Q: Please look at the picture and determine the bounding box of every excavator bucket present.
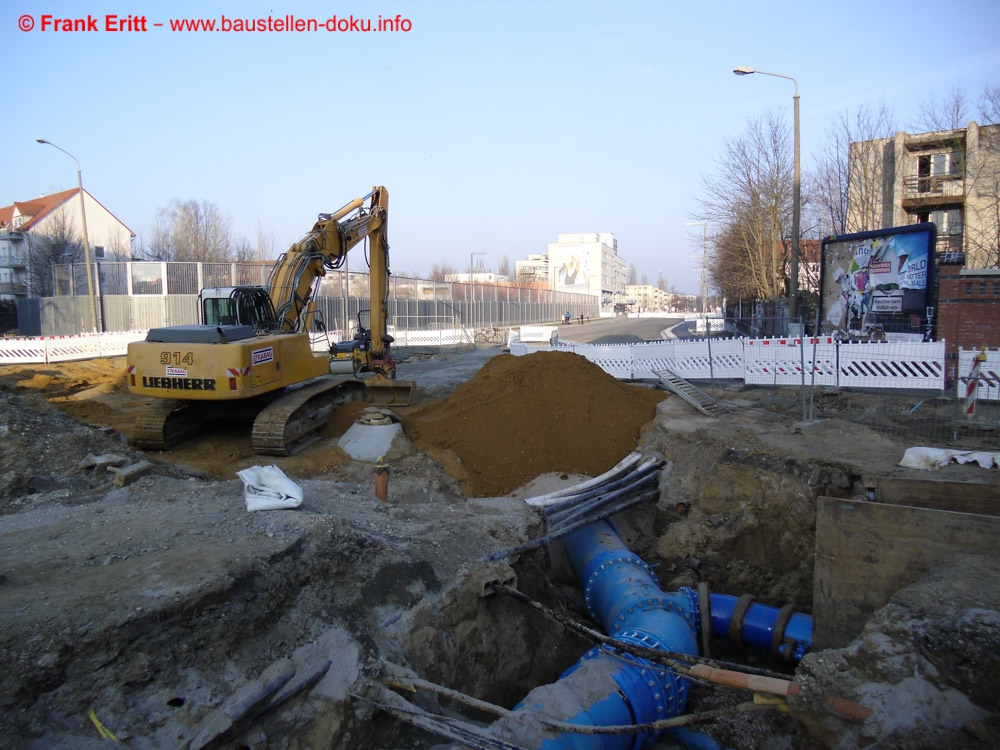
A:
[364,376,417,406]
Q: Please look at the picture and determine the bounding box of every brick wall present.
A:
[935,262,1000,381]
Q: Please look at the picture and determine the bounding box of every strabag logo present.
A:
[252,347,274,365]
[166,366,188,377]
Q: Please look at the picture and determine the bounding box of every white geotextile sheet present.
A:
[898,447,1000,471]
[237,465,304,511]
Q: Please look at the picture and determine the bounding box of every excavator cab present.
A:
[200,286,278,331]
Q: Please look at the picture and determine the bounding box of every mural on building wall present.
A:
[820,223,936,341]
[553,247,592,293]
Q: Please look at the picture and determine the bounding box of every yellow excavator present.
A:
[125,186,414,455]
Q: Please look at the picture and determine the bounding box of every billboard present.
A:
[819,223,936,341]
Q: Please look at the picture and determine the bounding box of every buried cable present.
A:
[546,476,661,532]
[546,463,665,528]
[480,489,661,562]
[543,457,664,522]
[524,452,644,509]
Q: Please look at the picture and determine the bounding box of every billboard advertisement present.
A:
[819,223,936,341]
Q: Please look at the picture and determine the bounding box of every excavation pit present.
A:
[1,347,998,748]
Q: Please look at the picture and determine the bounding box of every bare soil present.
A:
[0,345,997,749]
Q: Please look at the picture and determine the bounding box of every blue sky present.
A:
[7,0,1000,293]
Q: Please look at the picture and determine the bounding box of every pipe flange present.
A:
[616,629,690,708]
[582,552,652,621]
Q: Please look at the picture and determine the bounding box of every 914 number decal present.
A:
[160,351,195,365]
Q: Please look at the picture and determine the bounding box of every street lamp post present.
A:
[733,67,800,322]
[36,138,101,332]
[470,251,485,330]
[684,222,708,335]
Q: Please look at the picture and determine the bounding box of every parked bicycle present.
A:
[474,326,507,345]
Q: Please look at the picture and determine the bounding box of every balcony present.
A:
[935,230,964,255]
[904,174,965,196]
[903,175,965,210]
[0,281,27,295]
[0,252,27,268]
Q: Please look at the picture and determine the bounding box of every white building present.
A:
[514,254,549,284]
[625,283,673,312]
[444,272,510,283]
[547,232,626,310]
[0,188,134,298]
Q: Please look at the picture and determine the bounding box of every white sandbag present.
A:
[237,465,304,511]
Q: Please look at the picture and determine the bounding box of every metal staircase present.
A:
[655,370,731,418]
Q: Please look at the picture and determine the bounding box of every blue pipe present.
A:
[707,593,812,661]
[491,520,812,748]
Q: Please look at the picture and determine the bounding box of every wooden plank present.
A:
[867,476,1000,516]
[814,497,1000,649]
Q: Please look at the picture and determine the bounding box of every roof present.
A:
[0,188,135,236]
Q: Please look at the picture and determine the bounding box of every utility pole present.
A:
[36,138,101,332]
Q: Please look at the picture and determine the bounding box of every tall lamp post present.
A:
[684,222,708,335]
[36,138,101,332]
[733,66,800,322]
[470,251,485,330]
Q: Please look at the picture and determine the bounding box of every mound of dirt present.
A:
[402,350,666,497]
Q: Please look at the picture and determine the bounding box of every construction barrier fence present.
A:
[510,334,947,392]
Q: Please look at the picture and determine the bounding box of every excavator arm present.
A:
[265,186,408,399]
[268,186,388,337]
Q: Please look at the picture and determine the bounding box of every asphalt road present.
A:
[551,315,688,344]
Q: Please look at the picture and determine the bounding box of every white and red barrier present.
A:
[0,331,148,365]
[510,336,947,391]
[959,347,999,406]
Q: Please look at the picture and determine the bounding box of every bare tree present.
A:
[144,199,242,262]
[912,86,971,131]
[428,262,457,281]
[697,110,792,301]
[979,85,1000,125]
[813,102,897,234]
[255,221,279,261]
[27,207,80,296]
[496,255,511,279]
[627,263,638,285]
[104,227,132,261]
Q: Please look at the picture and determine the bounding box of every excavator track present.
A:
[131,399,202,451]
[251,376,365,456]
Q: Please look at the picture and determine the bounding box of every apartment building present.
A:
[514,254,549,284]
[0,188,134,299]
[848,122,999,268]
[625,283,672,312]
[547,232,627,310]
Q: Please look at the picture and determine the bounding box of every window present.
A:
[930,208,964,234]
[916,152,963,191]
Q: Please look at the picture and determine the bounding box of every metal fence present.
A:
[29,261,599,337]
